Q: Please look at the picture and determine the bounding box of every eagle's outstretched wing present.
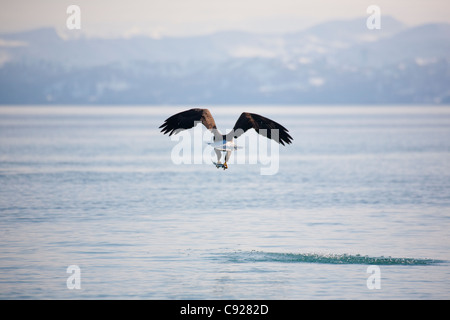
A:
[229,112,293,146]
[159,108,219,136]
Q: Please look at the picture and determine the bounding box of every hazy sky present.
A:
[1,0,449,37]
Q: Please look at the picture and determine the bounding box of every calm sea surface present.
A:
[0,105,449,299]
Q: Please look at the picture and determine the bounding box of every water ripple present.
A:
[216,251,442,265]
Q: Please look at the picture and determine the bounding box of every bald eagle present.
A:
[159,108,293,169]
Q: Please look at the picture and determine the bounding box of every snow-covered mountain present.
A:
[1,16,449,104]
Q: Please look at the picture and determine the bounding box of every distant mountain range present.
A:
[1,16,449,104]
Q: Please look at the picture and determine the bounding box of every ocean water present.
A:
[0,105,449,300]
